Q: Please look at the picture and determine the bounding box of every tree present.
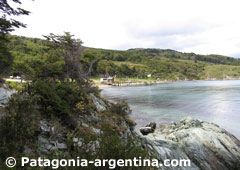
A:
[0,0,30,82]
[44,32,98,86]
[119,64,132,77]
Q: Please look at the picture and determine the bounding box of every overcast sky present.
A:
[12,0,240,57]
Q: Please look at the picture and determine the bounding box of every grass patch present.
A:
[203,64,240,79]
[6,81,24,91]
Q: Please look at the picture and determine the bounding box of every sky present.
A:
[12,0,240,57]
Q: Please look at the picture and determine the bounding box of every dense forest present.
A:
[7,35,240,81]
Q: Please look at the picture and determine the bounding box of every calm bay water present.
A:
[101,80,240,139]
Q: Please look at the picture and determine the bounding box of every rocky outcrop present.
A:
[0,87,15,107]
[35,94,133,155]
[36,120,68,154]
[90,93,107,112]
[141,117,240,170]
[0,86,15,121]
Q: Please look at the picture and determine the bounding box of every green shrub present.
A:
[32,80,93,118]
[0,93,40,164]
[33,80,71,116]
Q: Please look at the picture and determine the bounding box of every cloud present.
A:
[121,20,214,50]
[12,0,240,57]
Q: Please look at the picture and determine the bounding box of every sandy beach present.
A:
[95,80,167,89]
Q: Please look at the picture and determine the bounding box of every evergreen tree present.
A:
[44,32,98,86]
[0,0,30,82]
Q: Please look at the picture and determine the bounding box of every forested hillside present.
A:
[8,35,240,81]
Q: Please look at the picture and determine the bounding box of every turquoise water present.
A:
[101,80,240,139]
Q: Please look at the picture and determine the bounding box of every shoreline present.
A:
[96,78,240,89]
[96,80,165,89]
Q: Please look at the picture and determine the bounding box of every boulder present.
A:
[140,122,157,135]
[140,127,154,135]
[146,122,157,130]
[141,117,240,170]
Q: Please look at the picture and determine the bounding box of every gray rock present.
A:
[38,119,68,154]
[45,144,55,150]
[87,140,100,153]
[140,127,154,135]
[90,93,106,112]
[39,120,51,135]
[38,135,49,144]
[84,112,100,123]
[92,127,101,135]
[77,140,83,147]
[37,135,53,154]
[146,122,157,130]
[82,122,89,128]
[56,142,67,149]
[142,117,240,170]
[140,122,157,135]
[0,87,15,107]
[73,137,79,143]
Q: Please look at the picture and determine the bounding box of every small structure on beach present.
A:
[100,77,114,84]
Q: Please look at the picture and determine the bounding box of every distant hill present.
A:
[7,35,240,80]
[87,47,240,65]
[127,48,240,65]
